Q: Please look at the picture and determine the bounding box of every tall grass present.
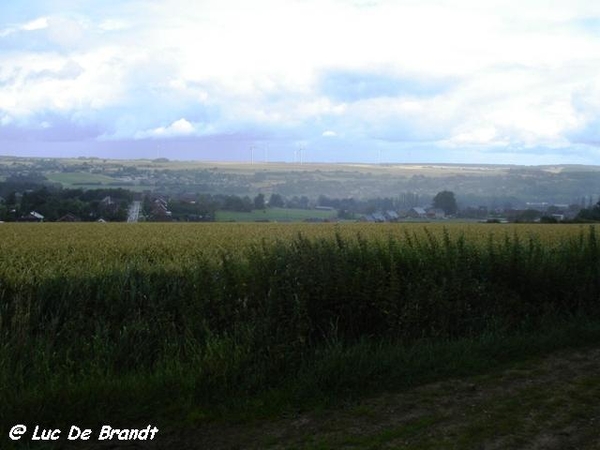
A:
[2,224,600,431]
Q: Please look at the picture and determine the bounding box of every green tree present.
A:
[576,200,600,221]
[253,193,265,210]
[6,191,16,206]
[432,190,458,215]
[515,209,541,222]
[268,193,285,208]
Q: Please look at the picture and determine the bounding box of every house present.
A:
[371,212,386,223]
[427,208,446,219]
[180,193,197,204]
[18,211,44,222]
[29,211,44,221]
[57,213,81,222]
[185,214,205,222]
[407,207,427,219]
[101,196,114,206]
[384,210,399,221]
[151,200,172,221]
[100,196,119,214]
[154,198,168,208]
[153,197,168,209]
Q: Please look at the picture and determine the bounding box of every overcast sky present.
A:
[1,0,600,164]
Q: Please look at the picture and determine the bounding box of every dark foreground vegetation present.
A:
[3,226,600,447]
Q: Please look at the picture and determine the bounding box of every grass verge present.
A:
[3,313,600,450]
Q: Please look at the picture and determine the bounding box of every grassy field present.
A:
[45,171,149,192]
[2,222,600,448]
[45,171,119,185]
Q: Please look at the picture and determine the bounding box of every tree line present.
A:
[4,181,600,223]
[0,184,132,222]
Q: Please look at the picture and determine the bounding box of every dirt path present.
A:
[80,345,600,449]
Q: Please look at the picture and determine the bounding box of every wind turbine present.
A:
[299,145,305,165]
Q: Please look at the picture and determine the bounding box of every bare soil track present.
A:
[78,346,600,449]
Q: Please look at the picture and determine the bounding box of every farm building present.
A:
[360,211,399,223]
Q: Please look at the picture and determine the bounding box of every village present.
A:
[5,188,585,224]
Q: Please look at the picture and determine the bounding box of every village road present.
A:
[127,201,141,222]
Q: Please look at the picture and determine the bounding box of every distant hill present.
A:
[1,156,600,207]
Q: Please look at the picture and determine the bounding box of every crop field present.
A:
[214,207,338,222]
[1,222,591,275]
[2,222,600,445]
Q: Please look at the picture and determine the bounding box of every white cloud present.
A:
[0,47,128,118]
[135,118,195,139]
[2,0,600,162]
[450,126,501,146]
[0,16,47,37]
[98,19,130,32]
[46,16,87,48]
[21,17,49,31]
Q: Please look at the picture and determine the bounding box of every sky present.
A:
[1,0,600,165]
